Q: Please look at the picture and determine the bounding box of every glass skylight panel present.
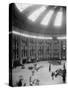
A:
[15,3,33,12]
[41,10,54,26]
[54,11,63,27]
[28,6,47,22]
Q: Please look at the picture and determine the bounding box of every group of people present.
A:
[16,63,40,86]
[29,63,40,86]
[49,63,66,83]
[13,62,66,86]
[17,78,26,86]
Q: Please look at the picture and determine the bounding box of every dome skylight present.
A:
[15,3,64,28]
[41,10,54,26]
[15,3,33,12]
[28,6,47,22]
[54,11,63,27]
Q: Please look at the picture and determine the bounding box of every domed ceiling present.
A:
[10,3,66,36]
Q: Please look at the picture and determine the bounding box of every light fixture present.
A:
[10,31,52,40]
[41,10,54,26]
[28,6,47,22]
[57,36,66,39]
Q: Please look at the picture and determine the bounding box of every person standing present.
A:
[62,63,66,83]
[51,72,54,80]
[49,63,51,72]
[17,78,23,86]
